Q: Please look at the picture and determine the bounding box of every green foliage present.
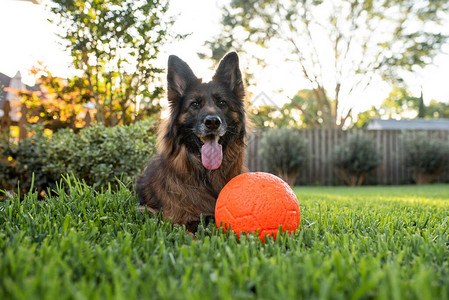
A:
[379,87,449,120]
[380,87,422,119]
[0,119,156,193]
[418,93,425,118]
[258,128,308,185]
[402,132,449,184]
[288,89,326,128]
[354,90,449,129]
[48,0,182,125]
[1,182,449,299]
[353,106,381,129]
[426,100,449,118]
[47,119,157,188]
[249,105,296,129]
[250,90,326,129]
[208,0,449,128]
[25,64,94,131]
[333,134,381,186]
[0,127,53,193]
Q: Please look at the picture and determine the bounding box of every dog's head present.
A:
[165,52,246,170]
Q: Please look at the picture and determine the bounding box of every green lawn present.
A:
[1,181,449,300]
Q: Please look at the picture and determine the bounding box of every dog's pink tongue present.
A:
[201,138,223,170]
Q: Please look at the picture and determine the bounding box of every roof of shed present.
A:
[367,118,449,130]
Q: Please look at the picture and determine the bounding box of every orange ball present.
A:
[215,172,301,242]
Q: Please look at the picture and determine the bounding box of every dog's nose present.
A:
[204,115,222,131]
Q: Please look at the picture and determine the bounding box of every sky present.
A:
[1,0,449,116]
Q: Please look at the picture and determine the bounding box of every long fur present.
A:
[135,52,247,231]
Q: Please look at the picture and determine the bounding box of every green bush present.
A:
[0,119,157,194]
[402,132,449,184]
[0,127,53,193]
[258,128,308,185]
[333,133,381,186]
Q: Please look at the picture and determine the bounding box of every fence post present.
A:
[18,103,28,140]
[0,100,12,135]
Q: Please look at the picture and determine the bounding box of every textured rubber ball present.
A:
[215,172,301,242]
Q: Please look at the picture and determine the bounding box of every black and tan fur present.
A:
[135,52,247,231]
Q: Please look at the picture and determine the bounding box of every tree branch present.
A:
[288,96,321,128]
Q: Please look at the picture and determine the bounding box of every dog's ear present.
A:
[213,52,244,99]
[167,55,198,101]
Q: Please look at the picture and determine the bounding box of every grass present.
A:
[1,180,449,300]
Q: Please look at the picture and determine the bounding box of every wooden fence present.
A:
[245,129,449,185]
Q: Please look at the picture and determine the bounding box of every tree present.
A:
[249,104,296,128]
[5,64,91,133]
[379,87,422,119]
[249,89,321,129]
[353,106,381,129]
[288,89,323,128]
[208,0,449,129]
[354,88,449,128]
[426,100,449,119]
[374,86,449,120]
[418,90,425,118]
[31,64,92,131]
[249,104,280,128]
[49,0,181,126]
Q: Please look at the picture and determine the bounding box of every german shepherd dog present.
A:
[135,52,247,232]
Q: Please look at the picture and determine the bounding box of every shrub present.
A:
[333,134,381,186]
[0,119,157,195]
[46,119,157,189]
[402,132,449,184]
[0,126,53,193]
[258,128,308,185]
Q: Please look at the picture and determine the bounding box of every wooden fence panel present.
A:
[246,129,449,185]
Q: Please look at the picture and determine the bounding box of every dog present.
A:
[135,52,247,232]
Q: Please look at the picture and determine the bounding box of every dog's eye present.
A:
[214,94,226,107]
[190,101,199,109]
